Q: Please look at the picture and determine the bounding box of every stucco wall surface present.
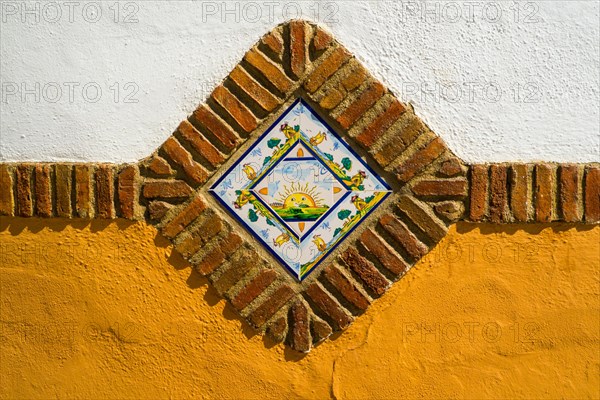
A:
[1,219,598,399]
[1,1,599,163]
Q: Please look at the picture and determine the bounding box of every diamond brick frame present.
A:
[0,20,598,353]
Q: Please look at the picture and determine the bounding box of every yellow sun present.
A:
[276,182,323,208]
[283,192,316,208]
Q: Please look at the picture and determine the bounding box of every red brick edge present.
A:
[1,21,598,354]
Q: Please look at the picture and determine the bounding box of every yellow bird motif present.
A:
[350,170,366,188]
[242,163,256,180]
[273,233,290,247]
[312,234,327,252]
[309,131,327,146]
[351,195,368,211]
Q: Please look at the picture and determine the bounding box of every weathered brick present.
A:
[311,317,332,344]
[412,179,468,198]
[395,137,446,182]
[340,64,367,91]
[359,228,409,276]
[305,283,352,331]
[510,164,529,222]
[261,30,283,59]
[433,201,465,222]
[356,100,405,149]
[196,232,243,275]
[312,26,333,51]
[397,195,447,243]
[229,66,280,112]
[244,48,293,93]
[323,264,370,311]
[304,47,350,93]
[147,156,174,176]
[148,201,172,222]
[162,137,208,186]
[266,316,287,343]
[374,116,426,166]
[439,158,464,177]
[15,165,32,217]
[289,20,307,78]
[319,87,345,110]
[339,247,388,296]
[379,214,428,261]
[489,165,508,223]
[248,285,295,328]
[337,81,385,129]
[55,164,72,218]
[192,105,238,152]
[34,165,52,217]
[535,164,553,223]
[469,164,488,222]
[74,165,91,218]
[290,301,311,353]
[558,165,580,222]
[211,85,258,133]
[231,269,278,311]
[0,165,14,216]
[161,195,207,239]
[584,166,600,223]
[95,165,114,219]
[118,165,137,219]
[175,213,224,258]
[177,120,225,168]
[142,180,193,200]
[212,249,257,294]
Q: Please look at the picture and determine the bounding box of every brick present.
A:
[339,247,388,296]
[95,165,114,219]
[374,117,426,166]
[15,165,32,217]
[266,316,287,343]
[510,164,529,222]
[584,166,600,223]
[147,156,174,176]
[231,269,278,311]
[558,165,580,222]
[211,85,258,133]
[161,195,207,239]
[433,201,464,222]
[192,105,238,152]
[319,87,345,110]
[323,264,370,311]
[312,26,333,51]
[0,165,14,216]
[55,164,72,218]
[118,165,137,219]
[412,179,468,198]
[248,285,295,328]
[229,66,280,112]
[379,214,428,261]
[148,201,172,222]
[212,250,257,294]
[34,165,52,217]
[356,100,406,148]
[142,180,193,200]
[359,228,409,276]
[341,65,367,91]
[244,48,292,93]
[162,137,208,186]
[290,301,311,353]
[489,165,508,223]
[176,213,224,258]
[305,283,352,331]
[311,317,332,344]
[196,232,243,275]
[304,47,350,93]
[439,158,464,177]
[469,164,488,222]
[177,120,224,168]
[397,195,447,242]
[395,137,446,182]
[535,164,553,223]
[289,20,307,78]
[75,165,92,218]
[337,81,385,129]
[262,30,283,59]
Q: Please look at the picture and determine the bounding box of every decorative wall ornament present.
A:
[0,20,598,353]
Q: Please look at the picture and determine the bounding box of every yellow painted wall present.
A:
[1,218,598,399]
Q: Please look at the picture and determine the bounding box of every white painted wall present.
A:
[1,1,598,163]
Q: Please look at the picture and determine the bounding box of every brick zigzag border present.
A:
[1,21,598,353]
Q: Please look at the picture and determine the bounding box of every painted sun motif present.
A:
[272,182,328,221]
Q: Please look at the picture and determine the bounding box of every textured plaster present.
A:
[1,1,598,163]
[0,219,598,398]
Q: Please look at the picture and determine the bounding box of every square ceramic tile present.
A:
[210,99,391,280]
